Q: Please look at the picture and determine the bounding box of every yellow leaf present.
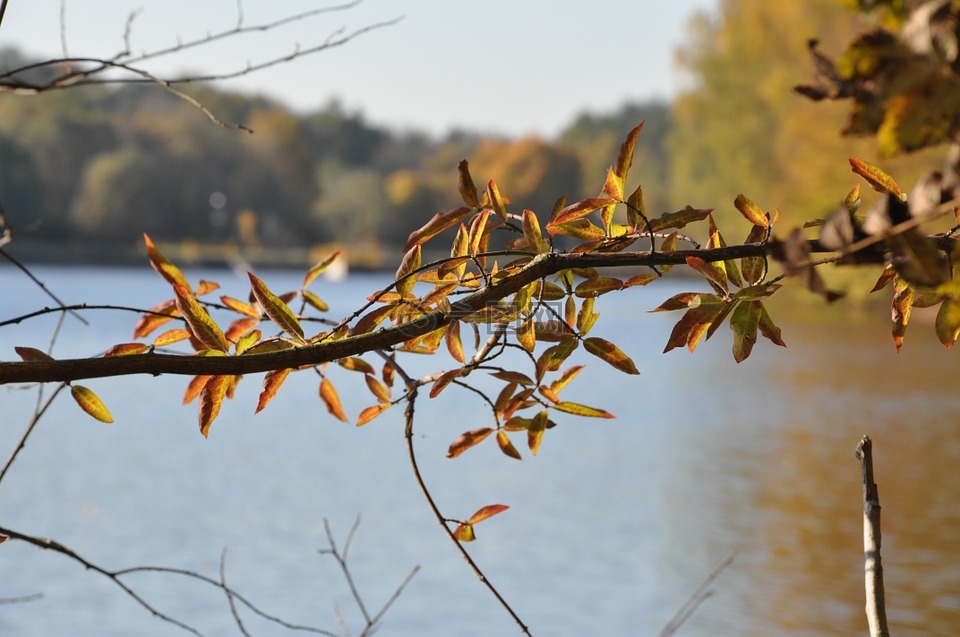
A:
[552,401,615,419]
[496,430,522,460]
[71,385,114,423]
[444,320,465,363]
[583,337,639,375]
[103,343,150,357]
[356,403,390,426]
[364,374,391,403]
[144,233,191,293]
[220,295,260,318]
[173,284,228,352]
[248,273,305,342]
[153,328,192,347]
[303,250,345,289]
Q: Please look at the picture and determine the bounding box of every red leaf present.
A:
[467,503,510,525]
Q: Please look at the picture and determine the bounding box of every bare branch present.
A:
[1,248,88,325]
[658,552,736,637]
[0,0,9,33]
[0,383,66,485]
[220,548,252,637]
[855,436,890,637]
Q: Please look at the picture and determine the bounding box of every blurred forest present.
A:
[0,0,947,268]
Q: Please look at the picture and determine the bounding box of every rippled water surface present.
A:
[1,265,959,636]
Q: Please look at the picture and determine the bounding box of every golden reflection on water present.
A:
[742,310,960,636]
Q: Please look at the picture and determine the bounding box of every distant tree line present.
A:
[0,46,670,265]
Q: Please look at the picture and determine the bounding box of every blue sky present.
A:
[1,0,716,137]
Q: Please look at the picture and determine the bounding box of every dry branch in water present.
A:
[856,436,890,637]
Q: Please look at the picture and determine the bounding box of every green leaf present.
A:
[71,385,114,423]
[553,401,615,418]
[757,302,786,347]
[248,273,305,342]
[730,301,760,363]
[583,337,639,375]
[173,284,228,352]
[302,290,329,313]
[935,297,960,347]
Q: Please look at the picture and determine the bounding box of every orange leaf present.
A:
[319,378,348,422]
[303,250,345,288]
[549,365,584,395]
[431,368,463,398]
[468,210,492,255]
[183,375,211,404]
[198,375,230,438]
[517,316,536,352]
[685,256,728,294]
[224,318,260,344]
[549,197,618,226]
[196,280,220,296]
[487,179,508,221]
[365,374,391,403]
[404,207,473,253]
[496,430,522,460]
[153,328,192,347]
[256,368,292,414]
[444,320,465,363]
[849,158,905,200]
[173,284,228,352]
[489,370,534,385]
[133,299,179,338]
[104,343,150,357]
[614,122,644,182]
[395,244,422,298]
[248,273,305,342]
[522,209,550,254]
[447,427,494,458]
[583,337,639,375]
[70,385,114,423]
[220,295,260,318]
[339,357,376,375]
[356,403,390,426]
[733,194,769,227]
[144,233,191,293]
[466,503,510,525]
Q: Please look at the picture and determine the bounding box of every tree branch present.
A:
[0,245,774,385]
[855,436,890,637]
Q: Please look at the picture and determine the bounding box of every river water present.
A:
[1,265,959,636]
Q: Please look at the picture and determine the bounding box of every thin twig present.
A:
[391,359,532,636]
[0,0,10,33]
[1,248,88,325]
[0,383,66,485]
[657,552,736,637]
[0,592,44,605]
[220,548,252,637]
[855,436,890,637]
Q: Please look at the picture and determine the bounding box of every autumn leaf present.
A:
[468,209,492,256]
[935,296,960,347]
[730,301,760,363]
[248,273,305,342]
[221,295,260,318]
[395,244,422,298]
[183,375,211,404]
[445,320,465,363]
[496,430,522,460]
[104,343,150,357]
[447,427,494,458]
[643,206,713,233]
[319,378,348,422]
[467,503,510,525]
[487,179,508,220]
[133,299,178,339]
[517,316,536,352]
[152,328,192,347]
[365,374,391,403]
[734,194,769,227]
[584,337,639,375]
[356,403,390,426]
[552,401,615,418]
[71,385,114,423]
[849,158,905,200]
[198,375,230,438]
[14,347,54,362]
[522,209,550,254]
[173,284,228,352]
[256,368,292,414]
[457,160,480,207]
[406,207,474,254]
[302,290,329,313]
[548,197,617,226]
[527,410,547,455]
[144,233,191,293]
[615,122,644,182]
[453,523,476,542]
[303,250,345,288]
[339,357,377,374]
[685,256,728,294]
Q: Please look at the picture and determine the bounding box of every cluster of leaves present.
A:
[796,0,960,156]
